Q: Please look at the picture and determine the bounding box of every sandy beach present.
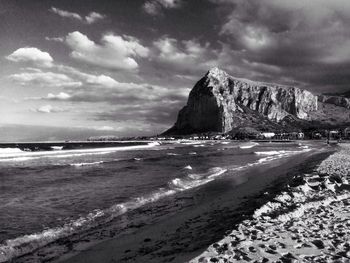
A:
[56,144,334,263]
[191,143,350,263]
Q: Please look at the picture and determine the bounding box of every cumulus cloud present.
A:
[64,31,149,70]
[6,47,53,68]
[152,37,218,73]
[8,71,82,88]
[50,7,105,24]
[35,104,64,113]
[85,12,106,24]
[143,0,182,15]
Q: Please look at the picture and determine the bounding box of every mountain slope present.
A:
[165,68,350,135]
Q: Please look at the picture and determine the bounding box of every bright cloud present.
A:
[8,71,82,88]
[35,104,64,113]
[85,12,106,24]
[47,92,72,100]
[152,37,218,72]
[50,7,105,24]
[50,7,82,21]
[6,47,53,68]
[64,31,149,70]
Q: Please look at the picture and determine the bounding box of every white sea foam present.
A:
[255,150,284,155]
[0,148,24,157]
[0,142,158,162]
[170,167,227,191]
[0,157,40,162]
[255,148,311,157]
[0,144,315,262]
[0,165,225,262]
[239,142,259,149]
[70,161,104,167]
[51,146,63,150]
[180,141,203,145]
[166,153,180,156]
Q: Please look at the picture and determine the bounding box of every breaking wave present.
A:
[170,167,228,191]
[0,143,314,262]
[70,161,105,167]
[0,165,227,262]
[239,142,259,149]
[0,142,160,163]
[254,148,311,156]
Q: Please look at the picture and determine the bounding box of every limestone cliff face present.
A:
[168,67,318,134]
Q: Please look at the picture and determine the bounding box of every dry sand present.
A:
[191,143,350,263]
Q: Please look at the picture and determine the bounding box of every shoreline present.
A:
[192,143,350,262]
[56,145,335,263]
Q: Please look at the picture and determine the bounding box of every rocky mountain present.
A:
[165,67,350,135]
[318,95,350,109]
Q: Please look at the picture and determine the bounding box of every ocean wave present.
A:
[239,142,259,149]
[0,148,25,157]
[0,142,159,162]
[180,141,203,145]
[170,167,227,191]
[51,146,63,150]
[0,145,314,262]
[254,148,311,156]
[190,146,350,263]
[0,165,225,262]
[166,153,180,156]
[0,156,40,162]
[70,161,104,167]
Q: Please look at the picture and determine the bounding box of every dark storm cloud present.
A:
[210,0,350,93]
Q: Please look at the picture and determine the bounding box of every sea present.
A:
[0,140,315,262]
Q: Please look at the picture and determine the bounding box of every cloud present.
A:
[93,125,116,131]
[85,12,106,24]
[143,0,182,15]
[6,47,53,68]
[50,7,105,24]
[47,92,72,100]
[50,7,82,21]
[35,104,64,113]
[204,0,350,93]
[8,71,82,88]
[92,98,186,134]
[152,37,218,73]
[64,31,149,70]
[45,37,64,42]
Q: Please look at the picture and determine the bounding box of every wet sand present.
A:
[60,146,334,263]
[192,144,350,263]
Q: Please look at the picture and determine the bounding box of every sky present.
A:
[1,0,350,138]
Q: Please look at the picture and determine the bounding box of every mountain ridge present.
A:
[165,67,350,135]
